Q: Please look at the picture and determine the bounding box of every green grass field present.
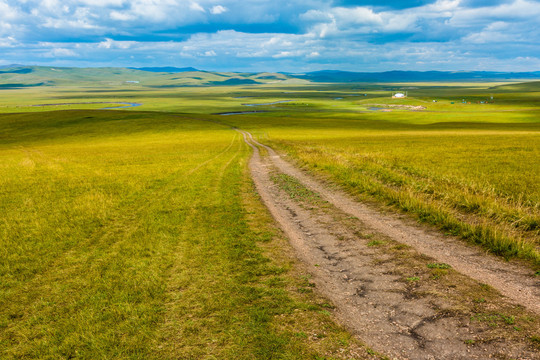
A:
[1,79,539,357]
[0,110,374,359]
[215,82,540,267]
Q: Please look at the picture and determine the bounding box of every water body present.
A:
[100,102,142,109]
[242,100,292,106]
[368,107,388,111]
[334,97,343,100]
[30,102,142,109]
[217,111,267,116]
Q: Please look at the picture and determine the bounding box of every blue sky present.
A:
[0,0,539,72]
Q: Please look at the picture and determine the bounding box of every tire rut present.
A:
[239,130,539,360]
[241,131,539,315]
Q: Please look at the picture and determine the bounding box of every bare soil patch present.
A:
[366,104,427,111]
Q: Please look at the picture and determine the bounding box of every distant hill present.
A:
[0,64,24,69]
[489,81,540,92]
[0,68,33,74]
[1,65,539,88]
[132,67,199,73]
[210,78,260,85]
[296,70,540,83]
[0,66,297,87]
[0,66,161,87]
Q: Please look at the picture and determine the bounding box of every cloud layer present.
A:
[0,0,539,71]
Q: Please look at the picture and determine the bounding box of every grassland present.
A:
[0,110,377,359]
[220,83,540,267]
[1,78,539,357]
[2,82,538,267]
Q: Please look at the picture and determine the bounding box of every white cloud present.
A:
[273,50,305,58]
[98,38,113,49]
[97,38,133,49]
[331,7,382,26]
[461,21,524,44]
[53,48,78,56]
[0,1,18,20]
[40,0,60,11]
[315,20,338,38]
[381,12,418,32]
[210,5,227,15]
[42,47,79,57]
[427,0,461,12]
[449,0,540,26]
[110,11,134,21]
[0,36,16,47]
[77,0,125,6]
[42,17,103,30]
[0,0,538,71]
[190,1,205,13]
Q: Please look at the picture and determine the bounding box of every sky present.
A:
[0,0,539,72]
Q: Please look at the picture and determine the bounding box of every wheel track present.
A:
[238,129,539,359]
[0,129,242,330]
[240,130,539,315]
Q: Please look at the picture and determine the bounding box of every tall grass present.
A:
[262,128,540,266]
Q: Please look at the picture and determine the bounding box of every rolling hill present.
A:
[1,65,540,88]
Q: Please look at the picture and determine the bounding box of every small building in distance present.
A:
[392,92,407,98]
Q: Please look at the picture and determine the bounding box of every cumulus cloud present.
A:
[273,51,299,58]
[449,0,540,26]
[0,1,19,20]
[49,48,78,57]
[0,0,538,71]
[110,11,135,21]
[210,5,227,14]
[98,38,134,49]
[189,2,205,12]
[77,0,125,6]
[0,36,17,47]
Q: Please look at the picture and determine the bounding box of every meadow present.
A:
[0,110,370,359]
[1,79,539,357]
[214,82,540,267]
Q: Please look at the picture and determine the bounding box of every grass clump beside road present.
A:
[427,263,452,269]
[0,110,379,359]
[271,173,323,205]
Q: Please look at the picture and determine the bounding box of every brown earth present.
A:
[365,104,427,110]
[239,130,540,360]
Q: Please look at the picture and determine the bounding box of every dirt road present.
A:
[239,130,539,359]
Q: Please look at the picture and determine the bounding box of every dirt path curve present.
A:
[241,131,539,315]
[239,129,539,359]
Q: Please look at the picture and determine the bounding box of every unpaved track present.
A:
[241,131,539,315]
[239,130,539,359]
